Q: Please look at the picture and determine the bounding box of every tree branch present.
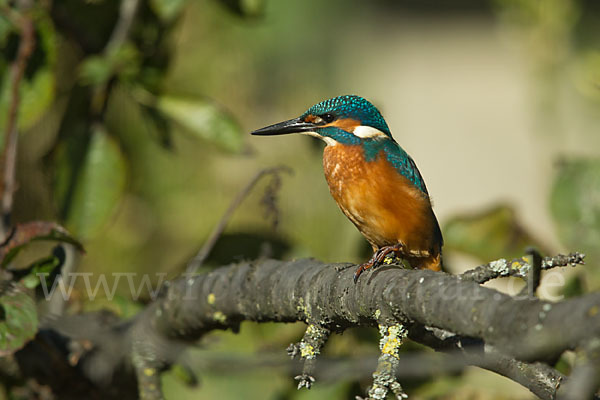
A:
[407,325,565,399]
[460,252,585,284]
[18,255,596,399]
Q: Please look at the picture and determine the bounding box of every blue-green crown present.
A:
[303,95,392,137]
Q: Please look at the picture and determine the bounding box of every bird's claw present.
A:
[354,244,407,283]
[353,262,370,283]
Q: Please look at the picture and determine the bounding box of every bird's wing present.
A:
[406,155,429,196]
[381,141,429,195]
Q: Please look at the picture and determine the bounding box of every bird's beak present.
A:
[250,117,317,136]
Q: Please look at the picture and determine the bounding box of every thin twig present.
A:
[90,0,140,116]
[0,2,35,238]
[186,166,292,274]
[407,325,565,400]
[105,0,140,55]
[527,248,542,297]
[518,247,542,298]
[460,252,585,284]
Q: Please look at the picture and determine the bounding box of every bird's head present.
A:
[251,95,393,146]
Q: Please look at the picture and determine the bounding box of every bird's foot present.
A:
[354,243,407,283]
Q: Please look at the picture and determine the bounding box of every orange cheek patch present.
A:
[304,114,319,123]
[325,118,361,132]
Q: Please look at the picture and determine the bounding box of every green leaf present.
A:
[65,125,127,240]
[550,159,600,263]
[0,221,83,267]
[0,64,55,134]
[443,204,548,261]
[20,254,61,289]
[239,0,266,17]
[157,95,243,153]
[79,43,141,87]
[0,13,14,46]
[79,56,113,87]
[0,282,38,357]
[150,0,188,21]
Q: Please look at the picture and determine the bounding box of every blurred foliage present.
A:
[59,125,128,240]
[0,282,37,357]
[0,11,56,133]
[573,50,600,101]
[155,94,244,153]
[550,159,600,285]
[203,232,291,265]
[443,204,548,262]
[0,0,599,399]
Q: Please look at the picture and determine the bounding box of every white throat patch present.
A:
[352,125,387,139]
[301,131,338,146]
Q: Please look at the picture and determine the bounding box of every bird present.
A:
[251,95,443,282]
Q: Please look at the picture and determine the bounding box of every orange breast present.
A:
[323,144,439,257]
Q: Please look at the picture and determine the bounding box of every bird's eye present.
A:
[321,113,335,123]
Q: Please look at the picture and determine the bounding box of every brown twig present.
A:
[105,0,140,55]
[186,166,292,274]
[90,0,140,117]
[0,1,35,238]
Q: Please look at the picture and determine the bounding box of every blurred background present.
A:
[2,0,600,398]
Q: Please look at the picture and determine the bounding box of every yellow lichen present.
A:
[511,261,522,270]
[300,343,315,359]
[381,337,401,358]
[589,306,599,317]
[207,293,216,305]
[379,324,406,360]
[143,368,155,376]
[213,311,227,323]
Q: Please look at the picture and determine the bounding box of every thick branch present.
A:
[28,257,597,399]
[149,259,598,361]
[407,326,565,399]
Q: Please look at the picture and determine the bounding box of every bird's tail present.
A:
[409,252,442,272]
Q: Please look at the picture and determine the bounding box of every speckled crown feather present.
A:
[303,95,392,137]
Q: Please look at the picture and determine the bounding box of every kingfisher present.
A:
[251,95,443,282]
